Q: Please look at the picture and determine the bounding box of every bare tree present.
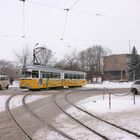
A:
[14,45,32,66]
[55,50,80,70]
[55,59,66,69]
[0,59,19,80]
[78,45,109,82]
[0,60,12,75]
[78,50,87,71]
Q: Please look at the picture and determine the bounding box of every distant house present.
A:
[103,54,131,81]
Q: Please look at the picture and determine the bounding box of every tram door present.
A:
[38,71,43,86]
[61,72,64,87]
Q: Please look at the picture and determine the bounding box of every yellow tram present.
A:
[20,65,87,90]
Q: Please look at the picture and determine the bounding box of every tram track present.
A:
[54,93,110,140]
[65,92,140,138]
[6,94,32,140]
[22,93,75,140]
[5,93,75,140]
[5,90,140,140]
[54,93,140,140]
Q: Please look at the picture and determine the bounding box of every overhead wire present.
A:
[28,0,140,23]
[1,0,140,43]
[71,9,140,23]
[61,0,80,40]
[69,0,80,10]
[29,0,63,10]
[0,34,23,38]
[61,9,69,40]
[1,33,140,48]
[26,0,140,45]
[22,0,25,38]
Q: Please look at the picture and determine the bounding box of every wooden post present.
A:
[109,92,111,109]
[133,92,135,105]
[103,87,105,100]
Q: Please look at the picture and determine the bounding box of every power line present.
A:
[22,0,25,38]
[61,0,80,40]
[71,9,140,23]
[2,0,140,43]
[28,0,140,23]
[0,34,22,38]
[19,0,26,38]
[2,33,140,44]
[29,0,63,10]
[69,0,80,10]
[61,9,69,40]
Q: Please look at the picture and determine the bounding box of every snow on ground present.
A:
[1,81,139,139]
[0,81,132,112]
[0,81,50,112]
[9,81,19,88]
[46,81,140,140]
[84,81,133,89]
[77,94,139,114]
[9,81,133,89]
[0,95,10,112]
[0,81,133,113]
[0,94,48,112]
[9,95,48,110]
[53,94,140,140]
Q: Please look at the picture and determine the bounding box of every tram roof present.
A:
[22,65,86,74]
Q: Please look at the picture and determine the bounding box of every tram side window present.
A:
[64,73,68,79]
[32,70,39,78]
[69,74,73,79]
[77,74,80,79]
[50,72,53,78]
[74,74,77,79]
[46,72,49,78]
[57,73,60,78]
[53,73,57,78]
[54,73,60,79]
[80,74,84,79]
[85,74,87,79]
[41,71,47,78]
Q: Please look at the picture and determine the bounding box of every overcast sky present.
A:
[0,0,140,61]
